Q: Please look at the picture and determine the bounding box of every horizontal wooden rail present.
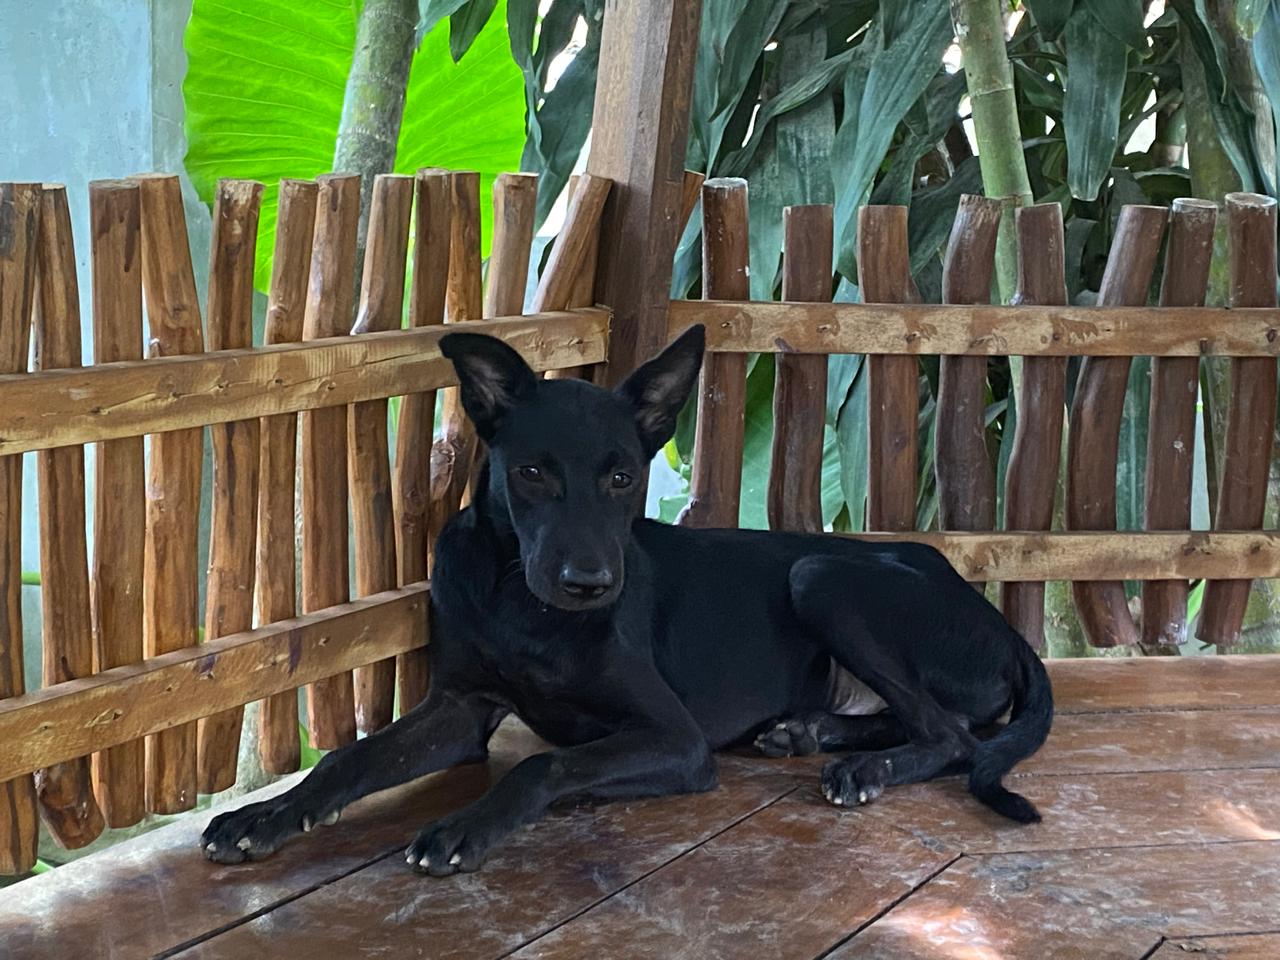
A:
[671,300,1280,357]
[0,585,427,784]
[0,310,609,455]
[846,531,1280,582]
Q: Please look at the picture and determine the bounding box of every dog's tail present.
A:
[967,638,1053,823]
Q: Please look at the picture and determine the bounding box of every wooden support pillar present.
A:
[586,0,703,389]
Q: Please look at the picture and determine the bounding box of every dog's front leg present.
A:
[405,725,715,876]
[202,687,504,864]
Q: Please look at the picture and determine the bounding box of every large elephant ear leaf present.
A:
[184,0,525,291]
[1063,5,1127,201]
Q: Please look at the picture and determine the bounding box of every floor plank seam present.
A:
[1058,704,1280,716]
[1011,761,1280,779]
[1137,936,1168,960]
[493,784,805,959]
[958,836,1280,858]
[810,852,967,960]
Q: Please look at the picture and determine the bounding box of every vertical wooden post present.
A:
[1199,192,1279,647]
[349,174,413,735]
[32,185,106,849]
[531,174,611,315]
[301,173,360,750]
[257,179,317,773]
[0,182,40,874]
[1143,198,1217,646]
[89,179,146,827]
[936,196,1001,544]
[1001,204,1067,648]
[680,177,749,529]
[136,174,205,814]
[196,180,264,793]
[586,0,703,389]
[428,172,483,532]
[858,205,919,532]
[487,173,539,316]
[394,169,449,710]
[1066,204,1166,648]
[768,204,831,533]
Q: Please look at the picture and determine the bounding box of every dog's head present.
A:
[440,324,705,611]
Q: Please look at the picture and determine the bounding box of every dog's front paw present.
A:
[201,796,342,865]
[405,811,512,877]
[754,717,819,758]
[821,753,890,808]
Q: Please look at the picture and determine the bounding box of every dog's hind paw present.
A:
[820,754,888,808]
[754,717,820,758]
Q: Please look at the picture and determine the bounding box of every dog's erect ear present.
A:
[439,333,538,439]
[615,325,706,458]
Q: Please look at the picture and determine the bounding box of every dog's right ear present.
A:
[439,333,538,440]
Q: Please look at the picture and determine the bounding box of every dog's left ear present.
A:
[440,332,538,440]
[615,324,706,458]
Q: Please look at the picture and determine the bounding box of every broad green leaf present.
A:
[835,356,869,531]
[450,0,500,61]
[419,0,471,43]
[831,0,953,277]
[185,0,525,290]
[1082,0,1147,50]
[1063,6,1126,200]
[1022,0,1075,40]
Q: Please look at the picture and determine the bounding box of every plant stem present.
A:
[951,0,1034,303]
[334,0,419,290]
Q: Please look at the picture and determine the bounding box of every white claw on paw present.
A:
[448,853,462,866]
[833,796,844,806]
[405,849,416,864]
[775,723,788,731]
[205,842,217,854]
[419,857,430,869]
[322,810,341,826]
[237,837,252,851]
[302,815,314,833]
[858,790,868,804]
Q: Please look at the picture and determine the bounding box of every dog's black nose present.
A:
[559,563,615,599]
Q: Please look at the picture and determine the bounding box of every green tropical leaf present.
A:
[1252,0,1280,191]
[1238,0,1271,39]
[184,0,525,290]
[1082,0,1147,51]
[449,0,499,60]
[419,0,472,43]
[1022,0,1075,41]
[1063,6,1127,200]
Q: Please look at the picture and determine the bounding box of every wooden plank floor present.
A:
[3,656,1279,959]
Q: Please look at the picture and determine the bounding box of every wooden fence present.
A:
[0,170,1277,875]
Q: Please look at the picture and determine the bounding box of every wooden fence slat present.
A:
[1067,205,1167,647]
[428,172,484,535]
[348,174,413,735]
[665,300,1280,357]
[393,169,450,711]
[0,586,429,784]
[936,195,1001,542]
[768,204,832,533]
[1000,203,1068,648]
[196,179,264,793]
[679,177,749,529]
[531,174,608,314]
[88,179,146,828]
[858,205,919,532]
[136,173,205,815]
[301,173,360,750]
[0,310,608,456]
[32,185,105,849]
[1199,192,1280,646]
[1143,198,1218,646]
[0,182,41,874]
[256,179,316,775]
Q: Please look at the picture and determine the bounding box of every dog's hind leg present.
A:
[753,712,906,758]
[201,688,505,864]
[788,554,980,807]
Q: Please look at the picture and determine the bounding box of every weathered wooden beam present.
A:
[587,0,703,388]
[0,310,609,455]
[845,531,1280,583]
[0,586,429,785]
[668,300,1280,357]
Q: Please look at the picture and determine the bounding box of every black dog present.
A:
[202,324,1052,874]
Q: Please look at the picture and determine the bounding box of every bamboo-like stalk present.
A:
[952,0,1034,301]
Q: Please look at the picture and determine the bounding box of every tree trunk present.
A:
[951,0,1034,303]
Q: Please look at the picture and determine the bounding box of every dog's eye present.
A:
[610,471,632,489]
[517,465,543,483]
